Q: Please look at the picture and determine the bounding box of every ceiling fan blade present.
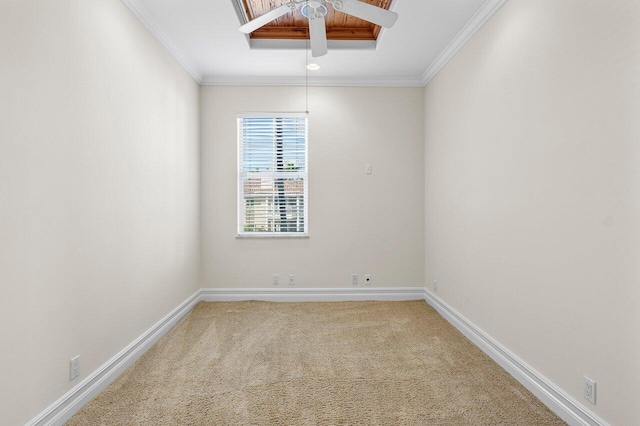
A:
[309,14,328,57]
[239,3,294,34]
[339,0,398,28]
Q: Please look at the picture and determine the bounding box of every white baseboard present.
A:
[423,289,609,426]
[25,290,202,426]
[200,286,426,302]
[26,286,608,426]
[25,286,423,425]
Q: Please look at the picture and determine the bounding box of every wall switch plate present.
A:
[433,280,438,292]
[365,164,372,174]
[70,356,80,381]
[273,274,279,285]
[352,274,358,285]
[288,274,295,285]
[365,274,371,285]
[583,376,596,404]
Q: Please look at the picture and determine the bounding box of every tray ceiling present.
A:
[122,0,508,85]
[236,0,392,41]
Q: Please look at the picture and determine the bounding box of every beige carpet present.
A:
[67,301,565,425]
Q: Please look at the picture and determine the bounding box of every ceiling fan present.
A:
[239,0,398,58]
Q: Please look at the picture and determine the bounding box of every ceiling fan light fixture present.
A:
[306,63,321,70]
[301,3,328,19]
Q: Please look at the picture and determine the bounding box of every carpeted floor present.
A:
[67,301,565,425]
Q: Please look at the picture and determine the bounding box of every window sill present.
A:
[236,233,309,239]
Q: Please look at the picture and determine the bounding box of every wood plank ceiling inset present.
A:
[239,0,393,40]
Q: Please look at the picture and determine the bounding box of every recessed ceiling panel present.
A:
[130,0,503,85]
[236,0,392,40]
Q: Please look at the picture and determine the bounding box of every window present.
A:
[237,113,308,237]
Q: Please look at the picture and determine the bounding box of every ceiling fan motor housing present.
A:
[240,0,398,57]
[301,2,328,19]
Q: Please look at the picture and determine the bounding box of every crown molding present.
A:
[420,0,509,86]
[203,0,508,88]
[201,75,425,87]
[120,0,203,84]
[121,0,506,88]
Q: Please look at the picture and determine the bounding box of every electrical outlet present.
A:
[583,376,596,404]
[288,274,295,285]
[70,356,80,381]
[273,274,279,285]
[365,274,371,285]
[433,280,438,292]
[352,274,358,285]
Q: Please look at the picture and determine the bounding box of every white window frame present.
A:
[237,112,309,238]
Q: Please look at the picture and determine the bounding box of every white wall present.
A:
[201,86,424,288]
[5,0,636,424]
[0,1,200,425]
[424,0,640,424]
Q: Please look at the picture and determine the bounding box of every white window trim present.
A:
[237,112,309,238]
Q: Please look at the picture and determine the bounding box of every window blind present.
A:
[238,113,308,236]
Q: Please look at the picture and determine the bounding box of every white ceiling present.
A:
[122,0,508,86]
